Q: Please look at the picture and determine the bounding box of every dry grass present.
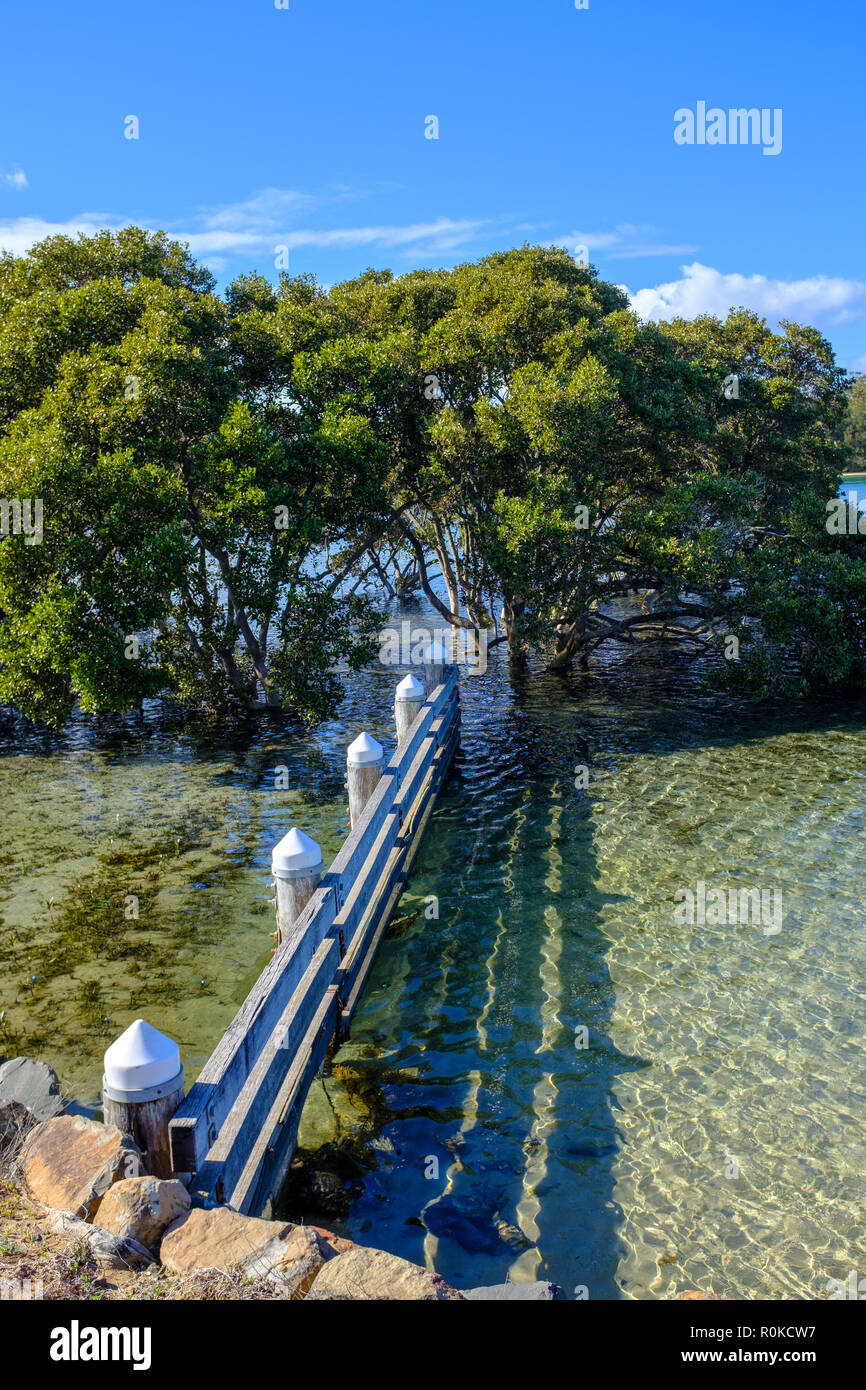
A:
[0,1177,291,1302]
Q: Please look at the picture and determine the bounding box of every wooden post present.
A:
[102,1019,184,1180]
[395,673,425,744]
[272,827,324,945]
[423,637,449,695]
[347,732,384,829]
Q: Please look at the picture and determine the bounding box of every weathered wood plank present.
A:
[326,669,456,893]
[333,810,401,951]
[169,883,337,1173]
[338,704,461,1030]
[230,986,340,1214]
[392,696,458,819]
[172,667,459,1204]
[199,935,340,1202]
[334,696,458,963]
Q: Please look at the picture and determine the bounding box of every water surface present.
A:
[283,653,866,1300]
[2,638,864,1300]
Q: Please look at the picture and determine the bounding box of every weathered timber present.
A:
[339,710,460,1031]
[195,936,340,1208]
[169,883,337,1175]
[168,668,460,1210]
[102,1020,184,1180]
[102,1088,183,1181]
[347,732,385,829]
[272,827,324,944]
[395,673,425,744]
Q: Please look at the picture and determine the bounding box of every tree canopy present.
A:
[0,228,381,726]
[269,244,859,698]
[0,230,861,726]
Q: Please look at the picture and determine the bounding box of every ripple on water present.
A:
[2,650,865,1299]
[282,657,866,1299]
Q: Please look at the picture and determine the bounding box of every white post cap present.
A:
[427,638,448,662]
[103,1019,181,1095]
[347,731,384,766]
[272,826,324,879]
[395,673,425,701]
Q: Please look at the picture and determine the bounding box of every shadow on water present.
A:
[274,657,661,1294]
[277,646,866,1296]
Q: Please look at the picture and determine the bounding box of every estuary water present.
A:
[1,641,865,1299]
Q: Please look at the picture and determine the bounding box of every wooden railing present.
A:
[168,669,460,1215]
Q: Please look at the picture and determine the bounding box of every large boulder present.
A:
[161,1206,294,1272]
[95,1177,191,1251]
[307,1246,462,1301]
[0,1057,65,1121]
[160,1206,337,1298]
[17,1115,142,1221]
[41,1209,155,1270]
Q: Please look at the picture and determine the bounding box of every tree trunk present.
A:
[501,596,528,666]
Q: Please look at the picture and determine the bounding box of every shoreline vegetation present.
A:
[1,229,866,728]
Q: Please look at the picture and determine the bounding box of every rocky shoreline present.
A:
[0,1055,564,1301]
[1,1055,722,1302]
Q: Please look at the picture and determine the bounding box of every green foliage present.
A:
[0,231,861,721]
[273,243,861,697]
[0,229,380,725]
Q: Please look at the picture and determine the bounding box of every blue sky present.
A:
[1,0,863,370]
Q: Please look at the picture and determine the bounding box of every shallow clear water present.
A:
[282,652,866,1301]
[2,637,865,1299]
[0,697,377,1102]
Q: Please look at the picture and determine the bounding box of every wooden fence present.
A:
[168,668,460,1215]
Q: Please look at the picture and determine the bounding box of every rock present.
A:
[0,1057,65,1121]
[160,1206,339,1297]
[247,1225,337,1299]
[41,1209,155,1270]
[161,1206,294,1273]
[307,1246,463,1301]
[676,1291,726,1300]
[17,1115,142,1221]
[94,1177,191,1251]
[0,1098,38,1163]
[462,1281,563,1300]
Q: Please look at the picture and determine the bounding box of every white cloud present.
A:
[1,167,28,191]
[848,353,866,374]
[0,185,488,263]
[552,224,698,259]
[628,262,866,328]
[198,187,316,233]
[0,214,115,255]
[177,215,487,258]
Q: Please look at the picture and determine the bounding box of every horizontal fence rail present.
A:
[169,668,460,1214]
